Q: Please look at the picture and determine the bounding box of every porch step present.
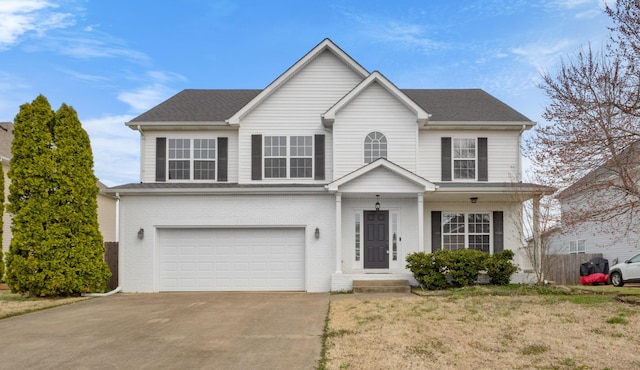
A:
[352,280,411,294]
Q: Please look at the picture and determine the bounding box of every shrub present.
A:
[486,250,518,285]
[406,251,448,290]
[447,249,488,287]
[407,249,519,290]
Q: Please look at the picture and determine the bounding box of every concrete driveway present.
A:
[0,292,329,369]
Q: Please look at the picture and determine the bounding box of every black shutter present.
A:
[251,134,262,180]
[314,134,325,180]
[217,137,228,182]
[155,137,166,182]
[478,137,488,181]
[441,137,452,181]
[493,211,504,254]
[431,211,442,251]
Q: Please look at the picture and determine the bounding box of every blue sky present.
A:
[0,0,614,186]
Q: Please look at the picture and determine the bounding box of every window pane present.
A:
[392,213,398,261]
[169,139,190,160]
[264,136,287,178]
[168,160,190,179]
[194,139,215,159]
[355,213,361,262]
[453,138,476,180]
[264,158,287,178]
[194,160,216,180]
[364,131,387,163]
[289,136,313,178]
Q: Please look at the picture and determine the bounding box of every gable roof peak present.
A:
[227,39,369,125]
[322,70,431,127]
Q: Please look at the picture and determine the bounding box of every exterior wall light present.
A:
[375,194,381,211]
[470,197,478,204]
[137,228,144,239]
[315,227,320,239]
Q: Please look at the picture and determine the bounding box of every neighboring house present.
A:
[106,39,551,293]
[547,143,640,265]
[0,121,117,260]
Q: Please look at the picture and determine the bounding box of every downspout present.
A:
[82,192,122,297]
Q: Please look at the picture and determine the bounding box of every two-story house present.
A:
[106,39,551,292]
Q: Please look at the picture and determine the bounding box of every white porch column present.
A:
[532,194,542,280]
[417,193,424,252]
[335,192,342,274]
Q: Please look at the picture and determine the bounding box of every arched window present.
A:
[364,131,387,163]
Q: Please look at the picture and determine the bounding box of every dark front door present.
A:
[364,210,389,269]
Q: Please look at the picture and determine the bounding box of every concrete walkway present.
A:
[0,292,329,369]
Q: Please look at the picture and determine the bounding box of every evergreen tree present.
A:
[6,95,110,296]
[51,104,110,294]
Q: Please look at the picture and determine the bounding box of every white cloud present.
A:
[82,114,140,186]
[511,39,576,71]
[117,83,174,113]
[117,71,185,113]
[0,0,74,49]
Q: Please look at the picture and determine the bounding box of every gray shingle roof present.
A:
[402,89,531,122]
[129,88,531,123]
[130,89,260,122]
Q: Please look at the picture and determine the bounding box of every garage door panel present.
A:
[158,228,305,291]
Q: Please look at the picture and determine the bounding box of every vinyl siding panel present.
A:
[418,130,521,182]
[333,82,418,179]
[239,50,363,183]
[141,130,239,183]
[339,167,425,193]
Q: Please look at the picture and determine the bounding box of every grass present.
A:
[0,290,89,319]
[322,284,640,369]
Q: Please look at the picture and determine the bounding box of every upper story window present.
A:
[364,131,387,163]
[264,135,313,178]
[453,138,476,180]
[441,137,487,182]
[569,239,586,254]
[168,138,216,180]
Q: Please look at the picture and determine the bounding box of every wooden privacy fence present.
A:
[544,253,604,285]
[104,242,118,291]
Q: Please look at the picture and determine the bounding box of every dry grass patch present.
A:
[0,290,88,319]
[324,290,640,369]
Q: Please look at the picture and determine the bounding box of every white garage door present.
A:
[157,228,305,291]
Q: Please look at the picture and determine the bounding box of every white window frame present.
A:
[452,138,477,180]
[167,138,217,181]
[442,212,491,253]
[364,131,387,164]
[391,212,400,261]
[569,239,586,254]
[264,135,314,179]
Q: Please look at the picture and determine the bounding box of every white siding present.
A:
[238,50,363,183]
[548,195,640,263]
[333,82,419,179]
[140,130,239,183]
[418,129,521,182]
[118,193,335,292]
[339,167,425,194]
